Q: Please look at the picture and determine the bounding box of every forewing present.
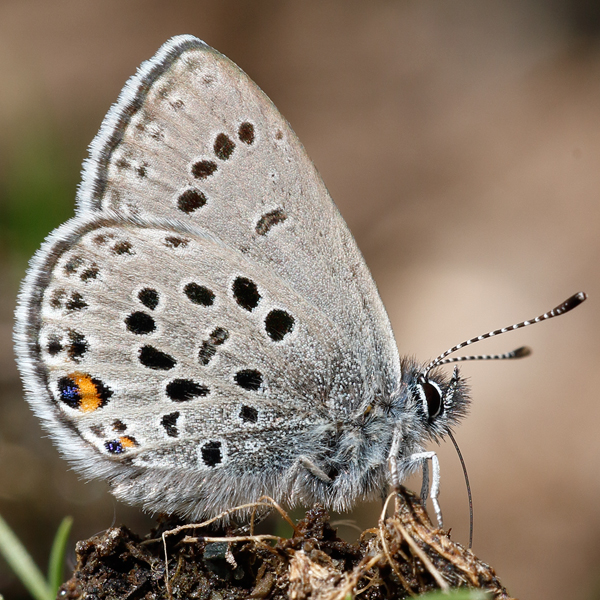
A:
[77,35,400,404]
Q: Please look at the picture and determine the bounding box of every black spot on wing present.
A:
[214,133,235,160]
[166,379,209,401]
[191,160,217,179]
[232,277,260,311]
[235,370,262,391]
[184,283,215,306]
[138,288,159,310]
[161,412,180,437]
[238,122,255,145]
[139,346,176,370]
[125,312,156,335]
[178,189,207,213]
[265,310,294,341]
[256,209,287,235]
[201,441,222,467]
[240,405,258,423]
[198,327,229,366]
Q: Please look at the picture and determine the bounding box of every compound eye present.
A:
[421,381,443,420]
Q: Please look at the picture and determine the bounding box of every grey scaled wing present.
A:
[15,35,401,518]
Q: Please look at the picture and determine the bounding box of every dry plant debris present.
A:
[58,487,515,600]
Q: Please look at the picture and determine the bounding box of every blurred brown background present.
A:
[0,1,599,598]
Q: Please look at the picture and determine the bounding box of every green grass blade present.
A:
[47,517,73,596]
[0,513,52,600]
[418,590,490,600]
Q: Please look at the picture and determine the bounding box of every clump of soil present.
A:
[58,487,513,600]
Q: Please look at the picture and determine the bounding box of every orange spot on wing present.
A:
[119,436,137,448]
[71,373,104,413]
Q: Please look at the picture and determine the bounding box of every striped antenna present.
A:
[423,291,587,377]
[436,345,531,367]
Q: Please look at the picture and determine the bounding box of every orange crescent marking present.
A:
[119,436,137,448]
[70,373,103,413]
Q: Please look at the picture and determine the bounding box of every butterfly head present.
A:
[397,292,588,442]
[400,358,470,442]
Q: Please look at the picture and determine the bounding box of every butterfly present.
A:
[14,35,586,524]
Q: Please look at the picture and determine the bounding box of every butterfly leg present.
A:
[410,451,442,528]
[298,456,333,483]
[388,431,443,527]
[388,428,403,489]
[421,459,430,506]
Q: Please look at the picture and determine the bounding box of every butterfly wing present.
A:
[78,35,400,402]
[15,36,400,518]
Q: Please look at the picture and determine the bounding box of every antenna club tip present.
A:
[513,346,532,358]
[564,291,587,312]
